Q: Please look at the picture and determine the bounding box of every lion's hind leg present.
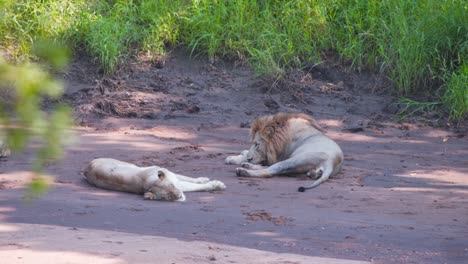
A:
[236,154,329,179]
[236,157,318,178]
[298,160,333,192]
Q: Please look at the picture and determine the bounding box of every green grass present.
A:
[396,98,442,120]
[0,0,87,60]
[182,0,329,74]
[78,1,140,73]
[1,0,466,122]
[442,64,468,122]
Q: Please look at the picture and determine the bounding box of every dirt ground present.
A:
[1,50,467,264]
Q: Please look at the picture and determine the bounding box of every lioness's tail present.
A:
[297,161,334,192]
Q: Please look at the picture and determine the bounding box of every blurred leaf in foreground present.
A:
[0,40,71,198]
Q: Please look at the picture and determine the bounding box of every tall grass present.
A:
[138,0,184,57]
[1,0,466,121]
[72,0,185,73]
[328,0,467,120]
[76,1,140,73]
[442,65,468,122]
[182,0,329,74]
[0,0,86,60]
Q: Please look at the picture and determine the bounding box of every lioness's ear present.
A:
[264,126,275,138]
[157,171,166,180]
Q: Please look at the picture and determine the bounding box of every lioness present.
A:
[84,158,226,202]
[225,113,343,192]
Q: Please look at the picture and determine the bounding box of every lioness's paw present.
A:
[236,168,250,177]
[196,177,210,183]
[176,194,186,202]
[144,192,156,200]
[210,180,226,190]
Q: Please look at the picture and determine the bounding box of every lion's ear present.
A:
[264,126,275,138]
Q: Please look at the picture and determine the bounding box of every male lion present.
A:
[85,158,226,202]
[225,113,343,192]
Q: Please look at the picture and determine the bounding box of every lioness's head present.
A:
[247,113,324,165]
[147,169,184,201]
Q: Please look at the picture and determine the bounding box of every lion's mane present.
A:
[250,113,324,164]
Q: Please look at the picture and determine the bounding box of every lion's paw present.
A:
[240,162,264,169]
[236,167,250,177]
[196,177,210,183]
[240,162,251,168]
[210,180,226,190]
[225,156,241,165]
[306,168,323,179]
[225,151,249,165]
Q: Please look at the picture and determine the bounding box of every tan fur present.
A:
[85,158,226,202]
[226,113,343,191]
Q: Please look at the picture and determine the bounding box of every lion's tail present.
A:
[297,161,334,192]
